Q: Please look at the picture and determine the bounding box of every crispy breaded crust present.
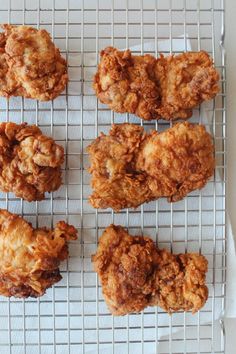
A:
[92,225,208,315]
[0,122,64,201]
[94,47,219,120]
[0,209,77,298]
[87,122,215,211]
[0,25,68,101]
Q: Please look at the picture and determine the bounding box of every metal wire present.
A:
[0,0,226,353]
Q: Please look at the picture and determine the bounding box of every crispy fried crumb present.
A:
[0,209,77,298]
[0,122,64,201]
[87,122,215,211]
[92,225,208,315]
[94,47,219,121]
[0,25,68,101]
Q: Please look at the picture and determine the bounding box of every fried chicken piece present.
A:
[87,122,215,211]
[94,47,219,120]
[0,25,68,101]
[0,209,77,298]
[0,122,64,201]
[92,225,208,315]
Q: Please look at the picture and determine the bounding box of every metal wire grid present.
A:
[0,0,226,353]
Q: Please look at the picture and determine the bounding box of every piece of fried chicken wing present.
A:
[87,122,215,211]
[0,122,64,201]
[0,209,77,298]
[94,47,219,121]
[92,225,208,315]
[0,25,68,101]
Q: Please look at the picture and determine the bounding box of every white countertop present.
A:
[226,0,236,238]
[224,0,236,353]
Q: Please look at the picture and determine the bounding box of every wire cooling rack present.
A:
[0,0,226,353]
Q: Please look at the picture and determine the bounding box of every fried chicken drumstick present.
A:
[0,25,68,101]
[87,122,215,211]
[92,225,208,315]
[94,47,219,121]
[0,209,77,298]
[0,122,64,201]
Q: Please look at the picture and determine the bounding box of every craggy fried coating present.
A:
[0,122,64,201]
[0,25,68,101]
[92,225,208,315]
[94,47,219,120]
[0,209,77,298]
[87,122,215,211]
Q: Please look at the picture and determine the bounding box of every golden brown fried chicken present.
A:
[0,209,77,298]
[94,47,219,120]
[0,122,64,201]
[87,122,215,211]
[0,25,67,101]
[92,225,208,315]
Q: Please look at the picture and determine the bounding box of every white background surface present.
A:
[225,0,236,353]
